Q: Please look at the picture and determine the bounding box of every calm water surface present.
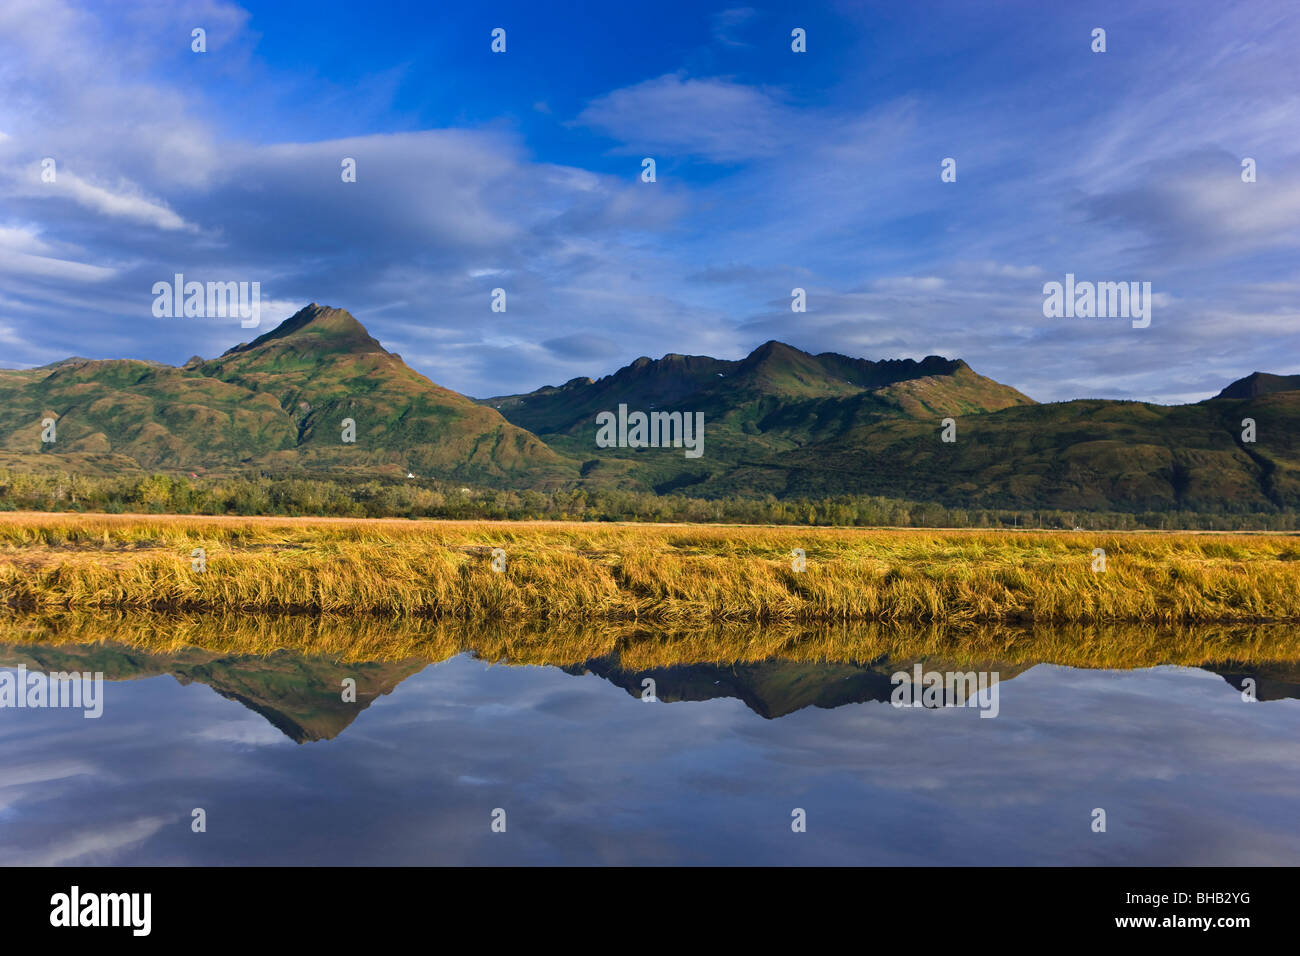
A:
[2,633,1298,865]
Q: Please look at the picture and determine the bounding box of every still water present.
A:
[1,629,1298,865]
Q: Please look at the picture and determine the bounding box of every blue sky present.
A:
[0,0,1297,402]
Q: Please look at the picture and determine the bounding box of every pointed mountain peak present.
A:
[223,304,385,357]
[745,340,808,363]
[735,341,826,381]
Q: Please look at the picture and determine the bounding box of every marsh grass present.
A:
[2,512,1299,624]
[4,610,1300,673]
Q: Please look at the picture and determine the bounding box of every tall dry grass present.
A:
[2,512,1299,624]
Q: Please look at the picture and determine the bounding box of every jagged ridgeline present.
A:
[1,303,1298,511]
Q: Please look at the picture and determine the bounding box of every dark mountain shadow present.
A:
[565,655,1036,718]
[1211,662,1300,701]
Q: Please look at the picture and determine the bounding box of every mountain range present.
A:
[2,303,1298,512]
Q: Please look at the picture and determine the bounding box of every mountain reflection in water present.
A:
[2,615,1299,865]
[2,615,1299,741]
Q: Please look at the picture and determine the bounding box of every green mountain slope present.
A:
[482,339,1034,493]
[481,346,1300,509]
[755,391,1300,510]
[0,305,577,485]
[192,305,575,482]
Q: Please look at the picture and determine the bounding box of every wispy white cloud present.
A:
[711,7,758,48]
[59,171,193,231]
[575,73,799,163]
[0,250,117,282]
[16,815,170,866]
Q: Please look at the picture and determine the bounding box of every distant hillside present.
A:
[1216,372,1300,400]
[483,341,1032,435]
[754,393,1300,510]
[481,339,1034,494]
[479,341,1300,510]
[2,305,1298,513]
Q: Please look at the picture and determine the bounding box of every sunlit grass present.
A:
[2,512,1299,623]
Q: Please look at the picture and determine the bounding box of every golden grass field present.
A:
[2,511,1300,626]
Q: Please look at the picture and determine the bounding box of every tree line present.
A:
[1,468,1296,530]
